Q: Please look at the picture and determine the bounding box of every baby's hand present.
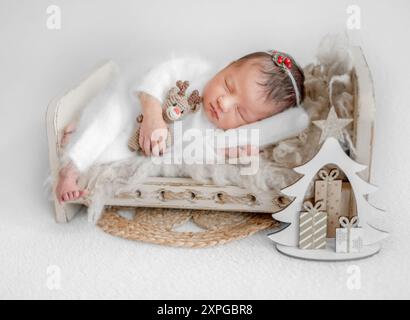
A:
[138,114,168,156]
[218,144,259,159]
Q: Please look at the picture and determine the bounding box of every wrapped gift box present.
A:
[335,216,363,253]
[299,201,327,250]
[314,167,358,238]
[326,182,358,237]
[314,168,342,237]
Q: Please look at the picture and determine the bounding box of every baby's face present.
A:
[203,59,278,130]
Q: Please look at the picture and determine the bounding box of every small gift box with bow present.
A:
[335,216,364,253]
[298,200,327,250]
[314,168,343,238]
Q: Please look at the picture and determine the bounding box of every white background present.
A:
[1,0,409,299]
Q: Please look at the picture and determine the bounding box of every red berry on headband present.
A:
[284,57,291,65]
[277,56,283,64]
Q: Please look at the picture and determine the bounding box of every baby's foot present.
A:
[60,122,76,147]
[55,165,88,204]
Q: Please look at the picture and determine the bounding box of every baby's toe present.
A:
[74,191,80,198]
[62,193,69,201]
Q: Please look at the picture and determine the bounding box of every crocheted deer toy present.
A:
[128,80,202,153]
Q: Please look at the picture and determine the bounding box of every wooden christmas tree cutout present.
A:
[267,108,388,261]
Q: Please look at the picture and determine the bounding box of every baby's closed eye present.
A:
[236,105,248,123]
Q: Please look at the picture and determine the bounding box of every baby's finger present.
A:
[248,145,259,156]
[151,140,160,157]
[225,146,239,158]
[238,147,248,158]
[139,134,144,150]
[159,140,167,156]
[143,139,151,156]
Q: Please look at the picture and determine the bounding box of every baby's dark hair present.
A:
[234,51,305,112]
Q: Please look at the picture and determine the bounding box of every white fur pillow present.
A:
[219,105,310,148]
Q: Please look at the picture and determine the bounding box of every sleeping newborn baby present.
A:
[56,50,308,203]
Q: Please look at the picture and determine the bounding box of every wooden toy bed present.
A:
[46,46,375,224]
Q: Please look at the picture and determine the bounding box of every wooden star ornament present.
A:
[313,106,353,144]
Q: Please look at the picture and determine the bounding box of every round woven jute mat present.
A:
[97,206,279,248]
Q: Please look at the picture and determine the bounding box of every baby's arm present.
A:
[132,55,213,156]
[213,106,310,158]
[213,129,260,160]
[217,144,259,159]
[137,92,168,156]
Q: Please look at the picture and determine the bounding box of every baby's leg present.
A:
[60,122,76,147]
[56,123,89,202]
[62,72,134,172]
[56,70,136,202]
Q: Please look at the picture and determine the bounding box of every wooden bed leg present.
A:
[53,196,84,223]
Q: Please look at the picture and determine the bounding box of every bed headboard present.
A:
[47,60,119,153]
[350,46,376,183]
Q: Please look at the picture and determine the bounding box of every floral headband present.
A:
[268,50,301,106]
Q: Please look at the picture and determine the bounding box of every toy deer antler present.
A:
[176,80,190,96]
[188,90,202,111]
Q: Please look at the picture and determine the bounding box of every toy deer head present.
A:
[163,80,203,122]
